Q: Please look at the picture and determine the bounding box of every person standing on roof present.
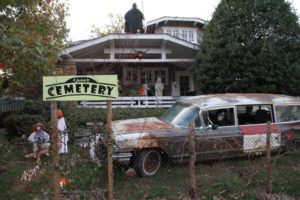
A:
[124,3,145,33]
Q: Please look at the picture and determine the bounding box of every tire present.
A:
[135,149,161,177]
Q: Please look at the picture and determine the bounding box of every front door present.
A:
[179,75,190,96]
[176,71,194,96]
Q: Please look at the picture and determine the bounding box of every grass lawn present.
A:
[0,135,299,200]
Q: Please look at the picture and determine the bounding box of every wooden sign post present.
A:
[50,101,61,200]
[107,100,113,200]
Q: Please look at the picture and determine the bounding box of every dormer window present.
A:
[163,27,197,44]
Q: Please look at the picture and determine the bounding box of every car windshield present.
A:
[160,103,201,128]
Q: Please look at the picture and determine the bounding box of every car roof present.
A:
[178,93,300,110]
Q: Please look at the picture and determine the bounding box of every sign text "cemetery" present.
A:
[43,75,118,101]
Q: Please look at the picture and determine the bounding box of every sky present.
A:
[66,0,300,41]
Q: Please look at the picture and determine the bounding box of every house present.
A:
[63,15,207,95]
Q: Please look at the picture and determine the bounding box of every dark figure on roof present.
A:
[124,3,144,33]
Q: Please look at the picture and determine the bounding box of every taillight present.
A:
[287,132,294,140]
[282,132,294,141]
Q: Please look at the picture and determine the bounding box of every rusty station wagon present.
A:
[103,93,300,176]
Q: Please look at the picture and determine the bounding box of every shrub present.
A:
[3,114,47,140]
[21,100,50,120]
[59,107,166,134]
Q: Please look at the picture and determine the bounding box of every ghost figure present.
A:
[155,77,164,96]
[171,82,180,97]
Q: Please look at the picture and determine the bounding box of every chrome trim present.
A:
[112,152,133,165]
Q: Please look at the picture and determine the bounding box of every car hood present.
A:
[112,117,172,136]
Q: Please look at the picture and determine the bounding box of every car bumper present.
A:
[112,152,133,165]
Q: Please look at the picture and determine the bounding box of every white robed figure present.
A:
[155,77,164,96]
[57,109,68,154]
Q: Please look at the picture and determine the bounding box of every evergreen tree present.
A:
[196,0,300,95]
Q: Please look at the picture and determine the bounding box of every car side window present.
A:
[275,105,300,122]
[237,105,273,125]
[202,108,235,127]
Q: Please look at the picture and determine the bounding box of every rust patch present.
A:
[113,117,172,134]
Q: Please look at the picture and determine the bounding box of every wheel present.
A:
[135,149,161,177]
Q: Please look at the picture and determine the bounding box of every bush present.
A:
[62,107,106,134]
[3,114,47,140]
[60,107,166,134]
[21,100,50,120]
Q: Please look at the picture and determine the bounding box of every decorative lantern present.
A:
[59,176,68,191]
[0,63,9,90]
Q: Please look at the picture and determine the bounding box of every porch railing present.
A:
[79,96,184,108]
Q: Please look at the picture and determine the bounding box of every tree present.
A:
[90,13,124,38]
[196,0,300,95]
[0,0,68,96]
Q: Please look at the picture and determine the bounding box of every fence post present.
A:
[50,101,61,200]
[188,120,198,200]
[107,100,113,200]
[266,121,272,199]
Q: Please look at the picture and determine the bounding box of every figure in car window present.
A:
[216,109,231,126]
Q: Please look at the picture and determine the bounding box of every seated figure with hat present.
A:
[25,123,50,166]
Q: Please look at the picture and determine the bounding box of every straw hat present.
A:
[32,123,45,131]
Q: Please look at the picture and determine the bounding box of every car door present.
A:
[195,107,243,160]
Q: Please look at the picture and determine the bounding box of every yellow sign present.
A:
[43,75,118,101]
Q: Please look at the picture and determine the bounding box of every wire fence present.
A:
[1,120,300,200]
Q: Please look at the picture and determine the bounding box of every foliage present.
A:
[0,0,69,95]
[21,100,50,120]
[3,114,46,140]
[196,0,300,95]
[61,106,165,133]
[89,13,124,38]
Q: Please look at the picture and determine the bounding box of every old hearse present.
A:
[100,94,300,176]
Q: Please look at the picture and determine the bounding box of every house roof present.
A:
[65,33,198,54]
[64,33,199,64]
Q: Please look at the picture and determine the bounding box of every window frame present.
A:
[236,104,275,126]
[201,106,237,128]
[160,103,203,129]
[162,27,198,44]
[274,104,300,123]
[123,67,169,86]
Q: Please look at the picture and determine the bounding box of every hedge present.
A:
[3,114,47,140]
[2,100,166,140]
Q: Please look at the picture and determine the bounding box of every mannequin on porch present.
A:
[155,77,164,96]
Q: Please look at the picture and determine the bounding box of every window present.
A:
[172,29,179,37]
[161,103,201,128]
[237,105,273,125]
[182,30,188,40]
[123,67,168,86]
[123,67,138,85]
[188,30,194,43]
[275,105,300,122]
[140,68,152,84]
[164,27,198,43]
[202,108,235,127]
